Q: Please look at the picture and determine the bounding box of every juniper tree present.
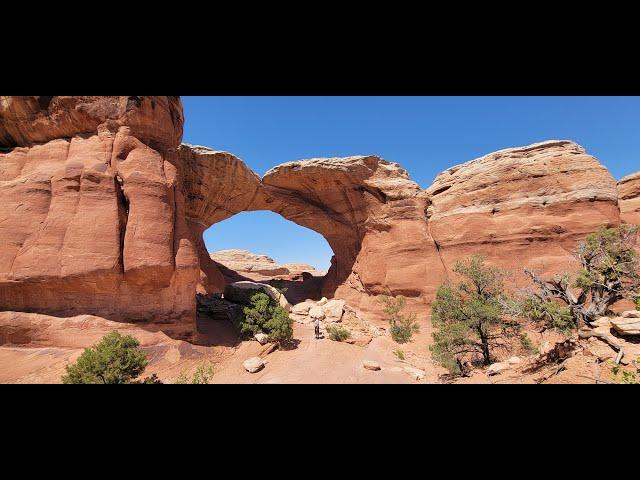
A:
[62,331,158,384]
[430,255,518,375]
[523,225,639,329]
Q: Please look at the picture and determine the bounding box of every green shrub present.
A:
[326,324,351,342]
[390,324,416,344]
[240,291,293,345]
[62,331,158,384]
[519,333,538,354]
[519,296,575,334]
[175,362,214,384]
[380,295,420,344]
[264,307,294,344]
[393,349,405,360]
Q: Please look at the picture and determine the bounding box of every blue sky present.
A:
[182,96,639,270]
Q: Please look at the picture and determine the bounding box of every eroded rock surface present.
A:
[426,140,620,285]
[0,96,198,324]
[618,172,640,225]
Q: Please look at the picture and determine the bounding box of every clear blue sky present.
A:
[182,96,640,271]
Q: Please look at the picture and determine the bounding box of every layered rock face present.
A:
[426,141,620,283]
[0,97,628,327]
[0,96,199,323]
[618,172,640,225]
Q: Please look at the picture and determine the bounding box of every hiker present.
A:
[314,316,321,339]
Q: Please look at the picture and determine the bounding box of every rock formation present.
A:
[0,97,630,329]
[0,96,200,324]
[618,172,640,225]
[426,140,620,284]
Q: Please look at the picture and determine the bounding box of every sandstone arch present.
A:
[179,145,445,318]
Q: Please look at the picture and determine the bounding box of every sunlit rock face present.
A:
[0,96,199,323]
[618,172,640,225]
[425,140,620,285]
[0,98,626,326]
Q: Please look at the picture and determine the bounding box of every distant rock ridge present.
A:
[210,249,323,278]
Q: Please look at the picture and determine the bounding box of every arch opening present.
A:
[199,211,336,304]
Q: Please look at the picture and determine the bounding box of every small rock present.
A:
[403,366,426,380]
[317,297,328,306]
[487,362,511,376]
[309,306,325,320]
[243,357,265,373]
[362,360,381,371]
[622,310,640,318]
[507,356,522,365]
[254,333,269,345]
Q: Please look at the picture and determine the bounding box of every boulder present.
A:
[308,306,325,320]
[322,299,345,323]
[362,360,381,371]
[487,362,511,376]
[610,317,640,336]
[291,301,313,315]
[243,357,265,373]
[507,356,522,365]
[254,333,269,345]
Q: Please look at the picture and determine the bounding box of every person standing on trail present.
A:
[314,316,321,339]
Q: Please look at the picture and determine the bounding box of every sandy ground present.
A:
[2,310,635,384]
[0,312,438,384]
[211,322,439,384]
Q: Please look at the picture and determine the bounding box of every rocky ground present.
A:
[3,304,638,384]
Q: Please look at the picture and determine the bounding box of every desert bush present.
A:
[264,306,294,344]
[326,324,351,342]
[430,255,519,375]
[175,362,214,384]
[393,349,406,360]
[524,225,639,328]
[519,333,538,354]
[518,296,575,334]
[240,292,293,345]
[380,295,420,344]
[62,331,158,384]
[610,360,640,384]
